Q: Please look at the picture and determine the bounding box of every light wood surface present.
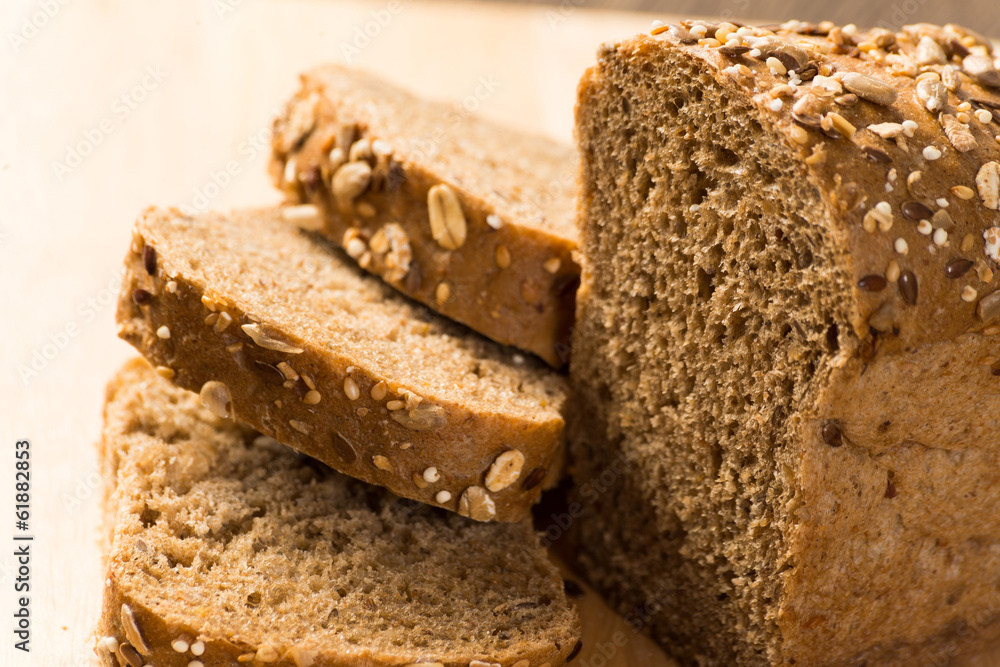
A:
[0,1,996,666]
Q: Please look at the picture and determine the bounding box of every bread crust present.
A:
[116,207,567,523]
[269,65,579,367]
[570,19,1000,666]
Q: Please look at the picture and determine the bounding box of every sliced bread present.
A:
[94,358,581,667]
[269,64,579,367]
[116,206,567,522]
[570,19,1000,667]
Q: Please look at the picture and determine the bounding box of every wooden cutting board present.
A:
[0,1,996,665]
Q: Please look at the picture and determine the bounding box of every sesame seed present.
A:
[957,112,971,124]
[373,455,392,471]
[902,120,918,137]
[289,420,311,434]
[917,220,933,235]
[544,257,562,274]
[204,313,219,326]
[343,377,360,400]
[166,280,177,293]
[423,467,441,483]
[435,281,451,305]
[155,366,175,379]
[748,48,761,58]
[768,98,783,111]
[790,125,809,144]
[977,109,994,124]
[958,101,973,112]
[894,238,909,255]
[886,260,901,282]
[933,228,948,246]
[486,214,503,229]
[952,185,976,200]
[370,381,388,401]
[276,361,299,381]
[922,146,942,161]
[303,390,322,405]
[102,637,120,653]
[189,661,204,667]
[936,198,950,208]
[435,490,452,503]
[766,56,787,75]
[201,296,217,312]
[386,400,405,411]
[962,233,976,252]
[156,325,171,339]
[302,374,316,390]
[171,639,189,653]
[191,640,205,656]
[345,238,366,259]
[690,24,707,38]
[496,245,512,269]
[962,286,979,302]
[400,442,412,449]
[215,311,233,333]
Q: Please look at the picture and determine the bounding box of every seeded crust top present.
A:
[634,20,1000,356]
[276,63,579,241]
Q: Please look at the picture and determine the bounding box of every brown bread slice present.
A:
[269,64,579,367]
[116,206,567,523]
[94,359,581,667]
[570,19,1000,667]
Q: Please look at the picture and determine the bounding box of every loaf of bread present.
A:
[270,64,579,367]
[570,19,1000,666]
[94,359,581,667]
[116,206,568,523]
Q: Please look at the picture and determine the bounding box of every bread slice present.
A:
[570,19,1000,666]
[269,64,579,367]
[94,359,581,667]
[116,206,567,523]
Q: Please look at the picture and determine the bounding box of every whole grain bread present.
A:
[269,64,579,367]
[116,206,567,523]
[94,359,581,667]
[569,19,1000,666]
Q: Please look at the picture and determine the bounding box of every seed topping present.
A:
[822,422,842,447]
[427,184,467,250]
[898,271,918,305]
[458,486,496,522]
[946,259,974,278]
[858,275,887,292]
[120,604,150,655]
[485,450,526,492]
[200,381,232,419]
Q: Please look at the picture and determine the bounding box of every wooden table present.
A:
[0,1,996,665]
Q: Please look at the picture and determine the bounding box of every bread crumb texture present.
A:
[571,18,1000,667]
[96,359,580,667]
